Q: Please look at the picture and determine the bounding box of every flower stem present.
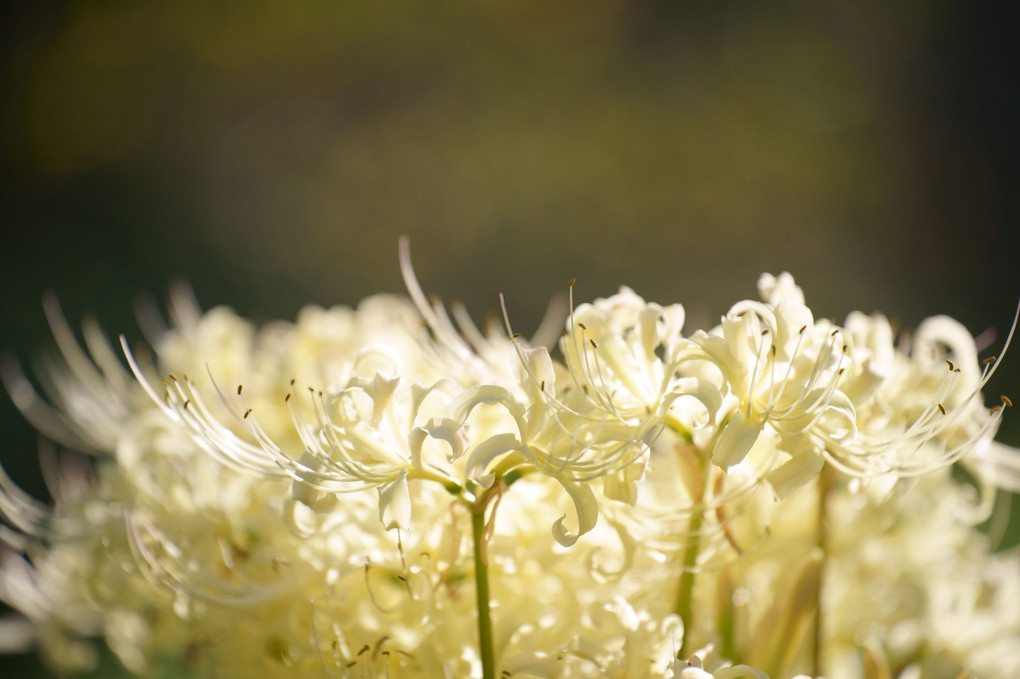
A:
[675,446,712,660]
[471,505,496,679]
[675,507,703,659]
[716,567,738,663]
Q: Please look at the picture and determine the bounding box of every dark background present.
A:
[2,1,1018,676]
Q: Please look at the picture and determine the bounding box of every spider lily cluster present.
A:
[1,241,1017,679]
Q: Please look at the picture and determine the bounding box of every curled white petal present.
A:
[551,479,598,547]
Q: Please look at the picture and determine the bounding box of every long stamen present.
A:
[745,326,770,419]
[762,325,807,421]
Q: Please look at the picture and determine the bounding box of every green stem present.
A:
[675,441,715,660]
[675,508,704,659]
[716,568,737,663]
[471,506,496,679]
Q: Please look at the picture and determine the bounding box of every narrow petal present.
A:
[465,433,524,488]
[377,469,411,530]
[712,411,762,469]
[766,442,825,499]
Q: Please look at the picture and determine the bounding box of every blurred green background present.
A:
[1,1,1017,676]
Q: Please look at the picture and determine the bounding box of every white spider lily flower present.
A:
[561,285,688,422]
[124,343,464,530]
[493,284,726,544]
[685,273,1017,498]
[823,308,1018,481]
[400,243,708,544]
[118,266,609,545]
[683,273,851,497]
[402,242,722,546]
[689,271,848,471]
[509,286,719,491]
[127,323,581,542]
[292,366,626,545]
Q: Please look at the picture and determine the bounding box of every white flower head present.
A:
[3,255,1017,679]
[684,273,849,500]
[823,303,1018,482]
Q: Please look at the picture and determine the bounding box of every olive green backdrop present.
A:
[2,1,1017,676]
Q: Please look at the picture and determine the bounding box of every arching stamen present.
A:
[762,325,808,420]
[745,326,770,419]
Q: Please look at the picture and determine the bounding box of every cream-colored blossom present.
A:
[831,309,1015,482]
[679,273,1016,505]
[684,273,846,482]
[2,263,1016,679]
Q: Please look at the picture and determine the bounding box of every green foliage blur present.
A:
[1,1,1017,676]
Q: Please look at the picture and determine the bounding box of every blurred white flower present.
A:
[1,258,1016,679]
